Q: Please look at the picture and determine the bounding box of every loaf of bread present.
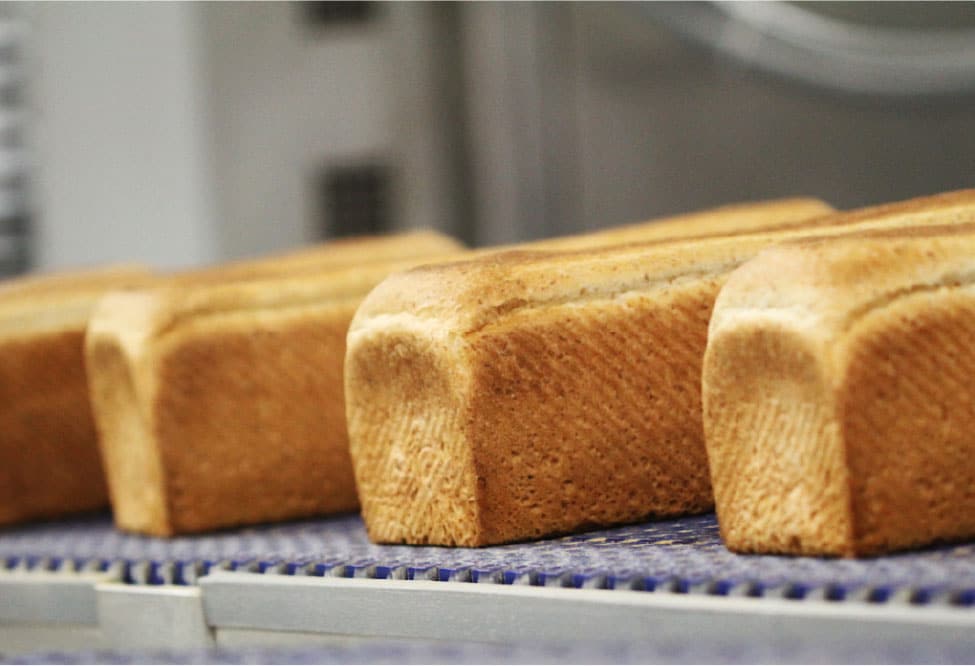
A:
[0,265,153,526]
[86,231,464,536]
[347,198,912,546]
[703,194,975,557]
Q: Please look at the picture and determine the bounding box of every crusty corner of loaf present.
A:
[85,290,172,536]
[705,228,975,557]
[703,313,855,556]
[346,312,483,546]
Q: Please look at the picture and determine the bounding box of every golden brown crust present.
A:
[85,318,168,533]
[0,266,153,526]
[354,192,975,348]
[87,231,465,536]
[0,331,107,525]
[523,197,835,251]
[466,282,718,545]
[0,265,153,340]
[345,321,480,545]
[704,219,975,556]
[152,304,361,534]
[176,230,464,285]
[703,321,853,555]
[348,190,975,547]
[0,264,150,300]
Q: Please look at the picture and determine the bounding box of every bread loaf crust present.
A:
[348,243,760,546]
[154,304,360,534]
[466,283,719,545]
[526,198,834,251]
[0,266,152,526]
[705,214,975,556]
[87,232,463,536]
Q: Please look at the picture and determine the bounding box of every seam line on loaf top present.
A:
[354,260,742,339]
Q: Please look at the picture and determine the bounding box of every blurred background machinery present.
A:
[10,1,975,272]
[0,6,28,278]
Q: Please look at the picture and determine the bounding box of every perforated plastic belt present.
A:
[2,512,975,607]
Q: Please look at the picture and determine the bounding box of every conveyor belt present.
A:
[4,512,975,660]
[3,512,975,603]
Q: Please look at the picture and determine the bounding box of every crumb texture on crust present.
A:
[705,224,975,556]
[467,282,718,545]
[152,303,360,534]
[703,323,853,556]
[346,320,481,546]
[840,287,975,555]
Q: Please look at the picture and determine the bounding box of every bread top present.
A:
[350,241,755,340]
[524,197,834,251]
[710,220,975,343]
[87,231,465,359]
[0,265,154,340]
[351,190,975,339]
[175,230,464,285]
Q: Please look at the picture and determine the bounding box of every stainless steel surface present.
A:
[96,583,213,650]
[454,2,975,246]
[644,2,975,96]
[0,569,116,625]
[199,571,975,645]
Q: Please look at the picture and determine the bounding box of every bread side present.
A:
[151,300,361,534]
[0,265,153,526]
[0,330,109,524]
[347,190,975,546]
[88,242,464,536]
[704,224,975,556]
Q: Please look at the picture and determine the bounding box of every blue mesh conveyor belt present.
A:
[3,513,975,604]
